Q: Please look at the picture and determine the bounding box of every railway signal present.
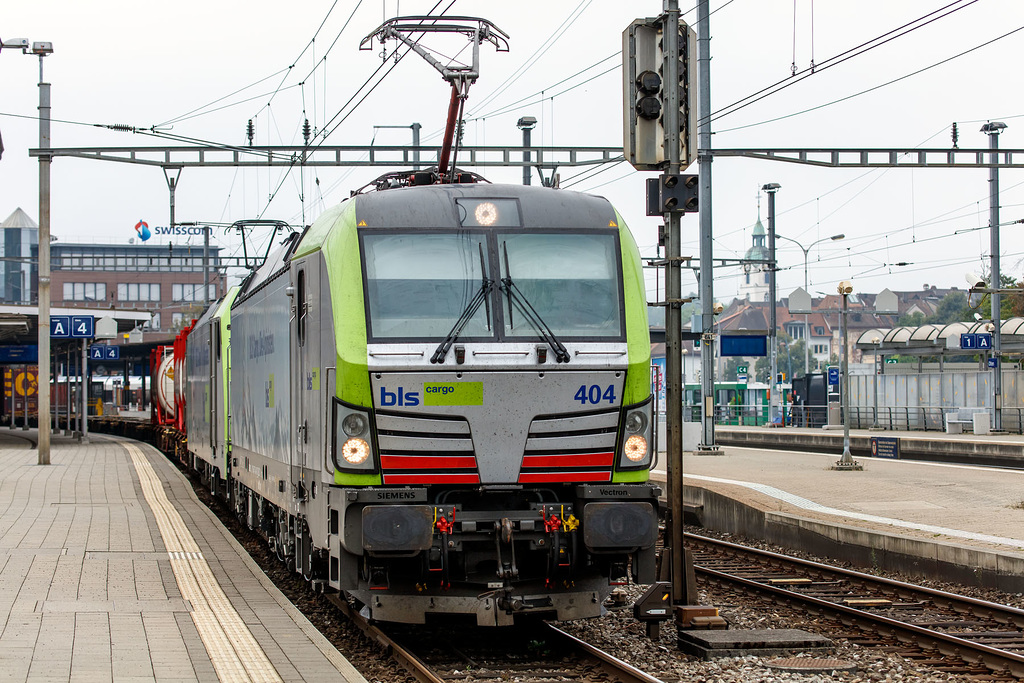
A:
[622,15,697,171]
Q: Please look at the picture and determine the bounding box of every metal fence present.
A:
[682,402,1024,433]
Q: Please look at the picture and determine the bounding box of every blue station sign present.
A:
[71,315,95,339]
[960,333,993,350]
[90,345,120,361]
[51,316,71,338]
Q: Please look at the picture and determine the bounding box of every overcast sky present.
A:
[2,0,1022,304]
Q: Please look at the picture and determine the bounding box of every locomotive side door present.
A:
[293,257,324,486]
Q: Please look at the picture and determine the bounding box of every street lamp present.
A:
[833,280,863,471]
[870,336,882,430]
[2,37,53,465]
[517,116,537,186]
[981,121,1006,432]
[775,232,845,375]
[761,183,780,423]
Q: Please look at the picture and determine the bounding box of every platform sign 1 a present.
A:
[827,366,840,385]
[51,316,71,338]
[71,315,95,338]
[961,332,993,350]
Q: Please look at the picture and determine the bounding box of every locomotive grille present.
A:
[375,412,479,484]
[519,408,620,483]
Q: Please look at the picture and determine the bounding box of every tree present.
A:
[722,357,743,381]
[1006,280,1024,318]
[927,291,969,324]
[752,334,806,382]
[898,311,925,327]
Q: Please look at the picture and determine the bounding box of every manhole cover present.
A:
[767,657,857,673]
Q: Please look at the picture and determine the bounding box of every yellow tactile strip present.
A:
[125,443,284,683]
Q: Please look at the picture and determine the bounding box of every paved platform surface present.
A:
[656,427,1024,555]
[0,427,366,683]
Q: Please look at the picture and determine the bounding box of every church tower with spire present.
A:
[739,216,770,302]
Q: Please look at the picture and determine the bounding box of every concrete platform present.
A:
[655,429,1024,592]
[0,427,367,683]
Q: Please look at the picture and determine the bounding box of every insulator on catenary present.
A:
[247,119,255,146]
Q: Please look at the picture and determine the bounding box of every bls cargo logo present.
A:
[134,220,152,241]
[380,382,484,407]
[380,386,420,407]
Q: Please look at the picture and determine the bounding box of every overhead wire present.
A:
[716,23,1024,135]
[704,0,978,126]
[258,1,455,217]
[468,0,591,114]
[156,1,345,128]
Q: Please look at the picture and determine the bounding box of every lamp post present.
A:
[833,281,863,471]
[517,116,537,186]
[870,336,882,430]
[761,183,780,423]
[982,121,1006,432]
[775,232,846,375]
[2,38,53,465]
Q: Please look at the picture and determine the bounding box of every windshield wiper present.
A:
[431,243,492,364]
[500,242,571,363]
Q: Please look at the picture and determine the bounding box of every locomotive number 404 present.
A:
[574,384,617,405]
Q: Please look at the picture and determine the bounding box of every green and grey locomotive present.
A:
[184,177,658,625]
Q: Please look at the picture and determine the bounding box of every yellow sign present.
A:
[15,371,37,397]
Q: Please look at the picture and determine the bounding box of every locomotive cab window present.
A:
[361,228,624,343]
[362,232,492,340]
[498,232,624,339]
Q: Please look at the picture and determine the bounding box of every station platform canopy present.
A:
[0,304,153,345]
[855,317,1024,356]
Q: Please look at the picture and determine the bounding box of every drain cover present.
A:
[767,657,857,674]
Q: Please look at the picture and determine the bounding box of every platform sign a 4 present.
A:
[71,315,95,338]
[50,316,71,338]
[90,345,121,361]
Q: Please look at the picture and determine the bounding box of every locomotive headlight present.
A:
[625,411,648,434]
[624,434,648,461]
[342,413,368,437]
[333,398,376,472]
[342,437,371,465]
[618,397,655,470]
[474,201,499,226]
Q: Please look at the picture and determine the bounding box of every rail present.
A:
[688,532,1024,679]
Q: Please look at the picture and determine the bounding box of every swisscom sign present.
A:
[134,220,205,241]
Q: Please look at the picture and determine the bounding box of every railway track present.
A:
[688,532,1024,679]
[326,593,666,683]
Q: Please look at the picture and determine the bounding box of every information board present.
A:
[870,436,900,459]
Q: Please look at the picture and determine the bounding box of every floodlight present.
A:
[0,38,29,51]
